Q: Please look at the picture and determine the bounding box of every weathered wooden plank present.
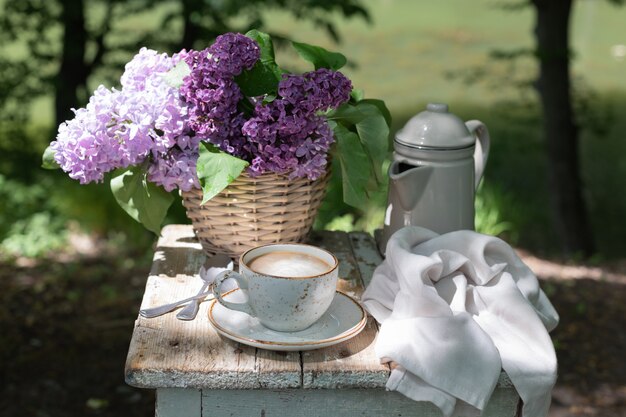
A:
[125,225,259,389]
[302,231,389,389]
[156,388,201,417]
[348,232,383,287]
[147,224,215,279]
[200,387,520,417]
[255,349,301,389]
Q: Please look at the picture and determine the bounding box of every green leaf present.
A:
[350,89,365,102]
[359,98,393,127]
[41,145,60,169]
[332,123,371,208]
[196,143,249,204]
[262,93,277,104]
[236,64,281,97]
[330,102,390,183]
[110,166,174,234]
[162,60,191,89]
[246,30,276,63]
[291,41,347,70]
[237,96,256,116]
[237,30,282,96]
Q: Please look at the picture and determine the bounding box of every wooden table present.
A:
[125,225,520,417]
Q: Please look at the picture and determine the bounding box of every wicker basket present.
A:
[181,169,331,259]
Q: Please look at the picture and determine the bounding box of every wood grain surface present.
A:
[125,225,388,390]
[303,231,389,389]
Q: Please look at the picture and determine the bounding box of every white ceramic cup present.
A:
[212,243,339,332]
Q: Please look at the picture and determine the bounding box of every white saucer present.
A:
[208,290,367,351]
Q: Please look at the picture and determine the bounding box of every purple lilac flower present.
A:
[121,47,173,92]
[51,85,153,184]
[180,34,351,181]
[123,48,193,155]
[290,121,334,179]
[248,156,267,177]
[220,113,253,160]
[208,33,260,76]
[241,69,351,180]
[54,33,353,189]
[242,101,336,180]
[147,147,200,192]
[278,68,352,114]
[118,48,190,156]
[52,48,195,188]
[181,34,259,146]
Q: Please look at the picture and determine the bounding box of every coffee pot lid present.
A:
[395,103,475,150]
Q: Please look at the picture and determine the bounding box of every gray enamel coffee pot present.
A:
[378,103,490,255]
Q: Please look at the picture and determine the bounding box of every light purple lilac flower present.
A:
[121,48,173,92]
[51,85,153,184]
[52,48,195,187]
[147,147,200,192]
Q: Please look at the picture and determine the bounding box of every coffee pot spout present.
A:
[388,160,433,214]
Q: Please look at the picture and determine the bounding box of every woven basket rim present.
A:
[181,166,331,259]
[181,168,330,196]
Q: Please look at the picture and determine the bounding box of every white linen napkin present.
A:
[362,227,559,417]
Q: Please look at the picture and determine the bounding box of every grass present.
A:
[264,0,626,111]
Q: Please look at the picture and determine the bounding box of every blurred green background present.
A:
[2,0,625,260]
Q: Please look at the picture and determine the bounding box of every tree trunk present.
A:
[180,0,202,49]
[532,0,595,256]
[55,0,88,128]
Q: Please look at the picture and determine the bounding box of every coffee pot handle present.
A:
[465,120,490,189]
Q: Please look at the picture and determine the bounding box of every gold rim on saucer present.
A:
[207,289,367,348]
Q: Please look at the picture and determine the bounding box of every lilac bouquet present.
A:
[43,31,390,233]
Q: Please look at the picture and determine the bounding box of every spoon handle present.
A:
[176,281,210,321]
[139,291,213,319]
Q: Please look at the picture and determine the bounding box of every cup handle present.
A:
[212,271,254,316]
[465,120,491,189]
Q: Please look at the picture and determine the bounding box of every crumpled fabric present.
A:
[363,227,559,417]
